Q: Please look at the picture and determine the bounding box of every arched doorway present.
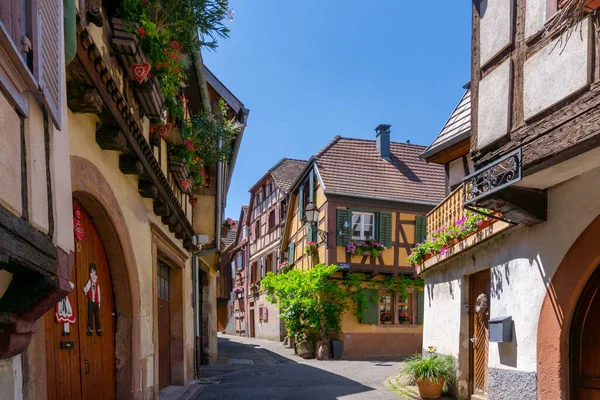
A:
[45,199,117,399]
[570,265,600,399]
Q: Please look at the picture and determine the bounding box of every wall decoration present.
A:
[73,206,85,242]
[130,62,151,84]
[83,263,102,336]
[156,122,173,139]
[189,197,198,207]
[55,282,76,336]
[178,179,192,192]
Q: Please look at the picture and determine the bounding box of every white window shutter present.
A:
[33,0,62,129]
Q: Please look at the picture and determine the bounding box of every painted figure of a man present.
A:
[83,263,102,336]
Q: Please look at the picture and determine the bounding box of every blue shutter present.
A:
[309,171,314,202]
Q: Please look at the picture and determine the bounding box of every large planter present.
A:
[331,340,343,360]
[296,341,314,359]
[416,378,445,399]
[585,0,600,11]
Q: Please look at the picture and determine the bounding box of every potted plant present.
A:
[330,332,343,360]
[278,262,292,273]
[402,346,455,400]
[305,241,318,256]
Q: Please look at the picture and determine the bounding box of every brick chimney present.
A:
[376,124,391,160]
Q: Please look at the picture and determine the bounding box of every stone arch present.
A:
[70,155,142,399]
[537,214,600,400]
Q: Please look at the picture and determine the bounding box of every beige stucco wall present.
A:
[0,91,23,217]
[68,111,194,388]
[423,163,600,375]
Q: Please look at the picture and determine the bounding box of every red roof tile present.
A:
[316,137,446,203]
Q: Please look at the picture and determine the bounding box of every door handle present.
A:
[470,336,478,344]
[85,359,90,374]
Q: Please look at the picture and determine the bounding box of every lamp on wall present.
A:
[303,201,330,248]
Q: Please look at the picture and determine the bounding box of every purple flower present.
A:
[460,225,466,231]
[440,247,448,256]
[476,220,483,226]
[432,237,437,241]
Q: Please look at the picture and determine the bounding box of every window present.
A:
[236,252,243,270]
[266,182,271,197]
[379,293,393,324]
[352,212,375,241]
[255,220,261,239]
[268,210,276,231]
[250,262,258,283]
[280,199,287,220]
[379,292,415,325]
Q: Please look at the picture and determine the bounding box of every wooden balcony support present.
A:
[96,126,127,152]
[138,180,159,199]
[119,155,144,175]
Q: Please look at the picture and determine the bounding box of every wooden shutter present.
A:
[416,290,425,324]
[414,215,427,244]
[359,289,379,324]
[378,212,393,248]
[336,209,351,246]
[288,242,295,263]
[298,186,304,221]
[33,0,62,129]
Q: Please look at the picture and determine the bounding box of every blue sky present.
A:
[203,1,472,218]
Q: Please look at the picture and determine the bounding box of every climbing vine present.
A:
[261,264,424,342]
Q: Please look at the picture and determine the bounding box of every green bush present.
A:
[402,352,455,383]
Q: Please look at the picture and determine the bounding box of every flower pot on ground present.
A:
[401,349,455,400]
[331,339,343,360]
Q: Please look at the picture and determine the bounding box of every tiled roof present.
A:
[223,222,239,248]
[316,137,446,203]
[269,158,308,193]
[420,90,471,160]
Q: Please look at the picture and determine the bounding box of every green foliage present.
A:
[118,0,237,188]
[343,273,422,320]
[407,211,489,265]
[402,352,455,383]
[261,264,346,342]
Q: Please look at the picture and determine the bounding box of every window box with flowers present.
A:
[278,262,293,274]
[249,282,260,293]
[232,285,244,298]
[407,211,490,266]
[346,239,386,258]
[222,218,236,232]
[305,241,318,256]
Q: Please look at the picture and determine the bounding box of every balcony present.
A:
[419,186,514,273]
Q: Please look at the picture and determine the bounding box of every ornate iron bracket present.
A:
[463,148,522,206]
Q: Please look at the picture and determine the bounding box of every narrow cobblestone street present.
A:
[161,334,404,400]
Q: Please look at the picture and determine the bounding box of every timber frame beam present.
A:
[73,13,194,249]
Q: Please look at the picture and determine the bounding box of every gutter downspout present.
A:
[216,135,223,247]
[192,252,200,378]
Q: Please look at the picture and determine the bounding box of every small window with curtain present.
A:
[352,212,375,241]
[379,293,393,324]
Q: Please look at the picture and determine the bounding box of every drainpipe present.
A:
[216,136,223,247]
[63,0,77,64]
[192,252,200,378]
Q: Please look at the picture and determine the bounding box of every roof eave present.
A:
[419,130,471,162]
[323,190,441,207]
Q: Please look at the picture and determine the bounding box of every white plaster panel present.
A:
[524,18,591,120]
[525,0,547,39]
[423,164,600,373]
[480,0,514,66]
[448,156,473,189]
[0,356,23,400]
[0,91,22,216]
[477,60,512,150]
[24,102,49,233]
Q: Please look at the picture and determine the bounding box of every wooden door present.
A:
[571,266,600,400]
[470,269,490,397]
[249,309,255,337]
[157,261,171,389]
[46,199,116,399]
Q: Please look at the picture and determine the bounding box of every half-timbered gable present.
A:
[281,126,445,358]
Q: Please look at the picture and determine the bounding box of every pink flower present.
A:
[138,27,146,37]
[476,220,484,226]
[440,247,448,256]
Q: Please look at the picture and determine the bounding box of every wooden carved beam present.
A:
[67,81,103,114]
[96,126,127,151]
[74,13,194,247]
[138,180,158,199]
[119,155,143,175]
[86,0,104,27]
[153,200,170,216]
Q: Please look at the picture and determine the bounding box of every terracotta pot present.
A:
[585,0,600,11]
[416,377,445,399]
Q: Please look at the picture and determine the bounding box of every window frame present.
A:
[378,291,416,326]
[351,211,376,241]
[268,209,276,231]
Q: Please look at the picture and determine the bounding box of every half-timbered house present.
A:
[281,126,445,358]
[0,0,248,397]
[247,158,306,341]
[419,2,600,399]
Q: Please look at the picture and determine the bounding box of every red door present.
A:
[45,199,116,400]
[571,266,600,399]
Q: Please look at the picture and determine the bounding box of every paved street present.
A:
[162,334,404,400]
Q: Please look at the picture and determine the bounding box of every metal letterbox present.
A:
[489,316,512,342]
